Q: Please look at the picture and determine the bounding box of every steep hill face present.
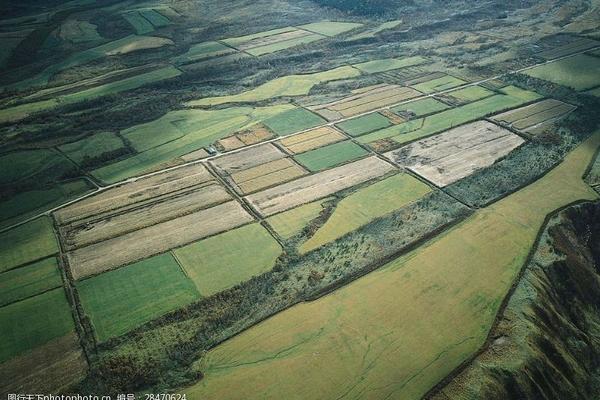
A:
[431,201,600,400]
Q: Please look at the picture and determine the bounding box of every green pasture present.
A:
[411,75,467,93]
[293,140,368,171]
[353,56,427,74]
[390,97,450,117]
[0,257,62,307]
[0,217,59,273]
[336,112,392,136]
[263,107,326,136]
[524,54,600,91]
[266,198,333,240]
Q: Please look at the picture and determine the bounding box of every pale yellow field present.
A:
[278,126,346,154]
[186,133,600,400]
[229,158,308,194]
[266,197,333,239]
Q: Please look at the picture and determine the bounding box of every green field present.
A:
[353,56,427,74]
[175,41,236,64]
[123,12,155,34]
[0,179,94,227]
[0,217,59,273]
[263,107,326,136]
[77,253,200,341]
[299,173,432,253]
[524,54,600,91]
[411,75,467,93]
[390,97,450,117]
[188,66,359,106]
[59,132,126,165]
[266,198,333,239]
[0,149,76,186]
[446,85,495,102]
[297,21,363,37]
[174,224,282,297]
[0,257,62,307]
[293,140,369,171]
[358,86,541,145]
[187,132,600,400]
[335,112,392,136]
[246,34,324,56]
[91,104,293,183]
[348,19,403,40]
[0,288,74,363]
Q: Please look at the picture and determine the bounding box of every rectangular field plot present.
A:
[223,26,324,56]
[524,54,600,91]
[410,74,467,93]
[211,143,286,174]
[537,36,599,60]
[438,85,495,105]
[0,217,58,273]
[352,56,427,74]
[336,112,393,137]
[384,121,525,187]
[293,140,369,172]
[77,253,200,341]
[66,200,252,280]
[309,84,421,120]
[491,99,576,134]
[174,41,236,65]
[0,257,62,307]
[174,223,282,297]
[122,9,170,34]
[245,156,395,217]
[217,124,275,151]
[266,198,333,239]
[299,173,432,253]
[278,127,346,154]
[0,288,74,363]
[390,97,450,118]
[297,21,363,37]
[263,107,326,135]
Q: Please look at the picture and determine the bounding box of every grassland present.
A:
[353,56,427,74]
[0,288,74,363]
[0,149,75,186]
[293,140,369,171]
[188,66,359,106]
[0,217,58,273]
[175,41,236,64]
[523,54,600,91]
[411,75,467,93]
[91,104,294,183]
[297,21,363,37]
[263,107,326,136]
[187,132,600,400]
[0,178,94,228]
[266,198,333,239]
[336,112,392,136]
[58,132,126,165]
[391,97,450,117]
[0,257,62,307]
[358,86,541,146]
[174,224,282,297]
[299,173,432,253]
[77,253,200,341]
[445,85,495,102]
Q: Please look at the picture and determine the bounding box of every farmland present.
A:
[186,133,600,400]
[293,140,369,171]
[174,223,282,297]
[77,253,200,341]
[3,0,600,396]
[299,173,432,253]
[384,121,525,187]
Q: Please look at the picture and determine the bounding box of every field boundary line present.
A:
[2,45,599,234]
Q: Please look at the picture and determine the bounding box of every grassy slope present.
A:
[0,217,59,273]
[174,224,282,297]
[299,173,432,253]
[77,253,200,341]
[293,140,368,171]
[524,54,600,91]
[187,132,600,400]
[188,66,359,106]
[0,257,62,307]
[0,288,74,363]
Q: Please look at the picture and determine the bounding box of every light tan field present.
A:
[211,143,285,174]
[245,156,396,217]
[491,98,576,134]
[229,158,308,194]
[379,109,407,124]
[67,201,253,280]
[310,84,422,120]
[237,125,274,145]
[181,148,209,162]
[55,163,213,224]
[217,135,245,151]
[385,121,524,186]
[61,182,231,249]
[277,126,346,154]
[104,35,174,55]
[0,332,87,395]
[237,29,313,51]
